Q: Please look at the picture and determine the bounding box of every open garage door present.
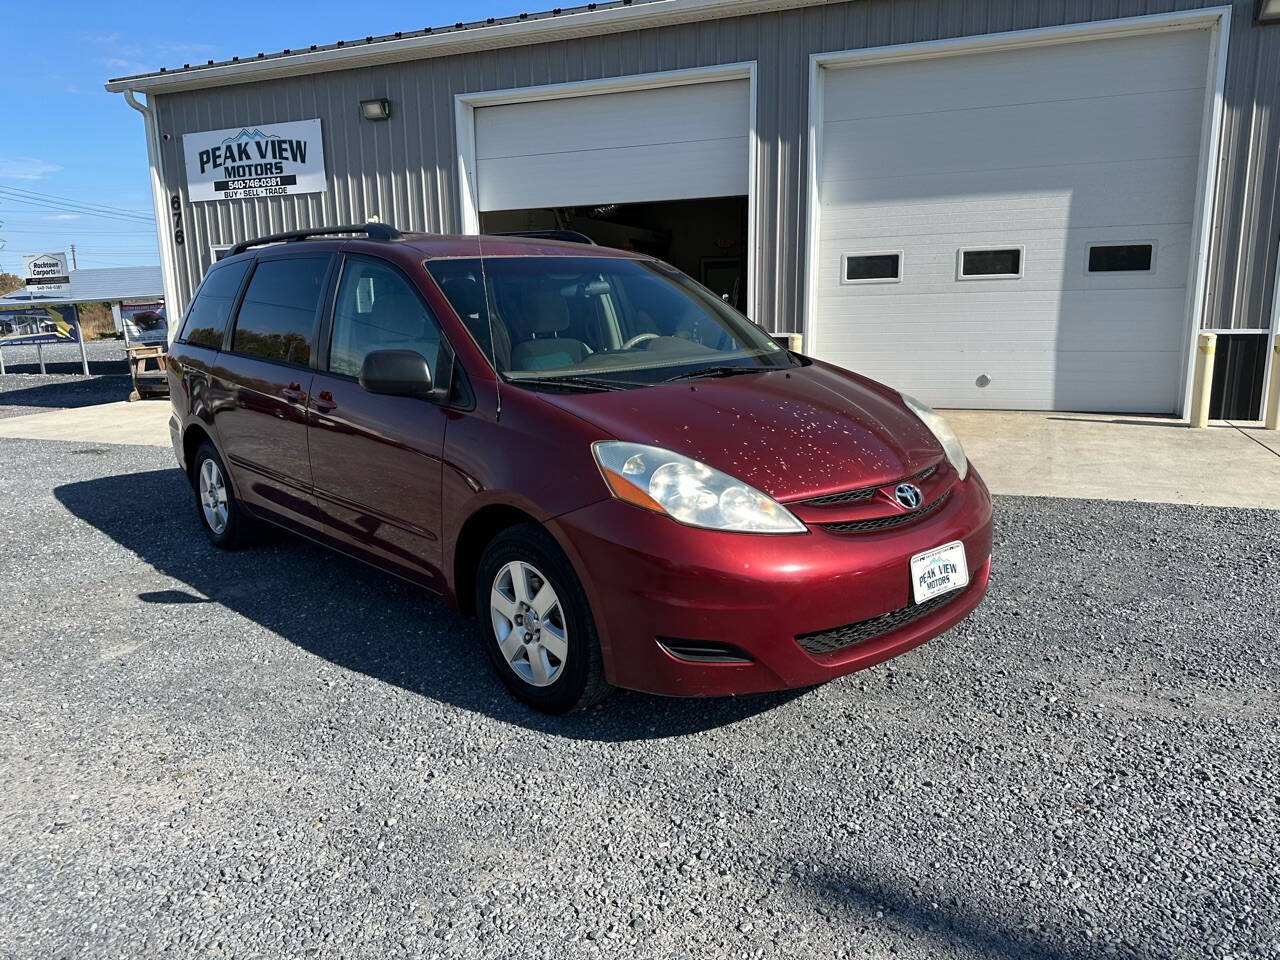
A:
[464,73,754,313]
[810,27,1217,413]
[473,79,749,210]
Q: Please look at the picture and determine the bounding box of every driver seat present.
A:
[510,292,589,372]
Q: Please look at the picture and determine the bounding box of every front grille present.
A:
[795,589,960,656]
[816,490,950,534]
[800,463,939,508]
[803,486,876,507]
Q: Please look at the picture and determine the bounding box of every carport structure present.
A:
[0,266,164,373]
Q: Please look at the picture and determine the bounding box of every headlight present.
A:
[900,394,968,481]
[592,441,805,534]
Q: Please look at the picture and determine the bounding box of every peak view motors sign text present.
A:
[183,119,325,202]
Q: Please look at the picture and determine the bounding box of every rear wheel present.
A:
[476,524,612,713]
[191,441,252,549]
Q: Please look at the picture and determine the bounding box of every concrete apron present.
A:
[0,402,1276,510]
[946,410,1280,510]
[0,401,171,449]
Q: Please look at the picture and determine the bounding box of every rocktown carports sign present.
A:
[182,118,325,202]
[23,253,71,297]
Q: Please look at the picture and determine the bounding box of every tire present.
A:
[476,523,613,713]
[190,441,252,549]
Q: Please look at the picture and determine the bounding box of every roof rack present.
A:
[228,222,402,256]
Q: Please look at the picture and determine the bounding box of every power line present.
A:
[0,227,158,237]
[0,190,154,225]
[0,184,153,218]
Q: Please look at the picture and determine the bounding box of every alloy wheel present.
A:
[489,560,568,687]
[198,458,229,536]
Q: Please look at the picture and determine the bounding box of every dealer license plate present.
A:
[909,541,969,605]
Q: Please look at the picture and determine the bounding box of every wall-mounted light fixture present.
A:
[360,98,392,121]
[1258,0,1280,24]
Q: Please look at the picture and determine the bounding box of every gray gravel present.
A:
[0,338,127,376]
[0,341,133,419]
[0,430,1276,959]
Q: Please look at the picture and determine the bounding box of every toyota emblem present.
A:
[894,483,923,510]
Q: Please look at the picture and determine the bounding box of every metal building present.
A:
[104,0,1280,417]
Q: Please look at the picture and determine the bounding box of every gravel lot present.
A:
[0,338,127,377]
[0,341,132,419]
[0,400,1276,957]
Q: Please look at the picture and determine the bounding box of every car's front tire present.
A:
[476,523,613,713]
[191,441,252,549]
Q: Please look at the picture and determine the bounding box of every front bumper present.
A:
[549,469,993,697]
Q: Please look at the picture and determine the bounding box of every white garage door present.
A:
[812,28,1214,413]
[473,79,750,212]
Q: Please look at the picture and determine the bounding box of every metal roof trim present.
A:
[104,0,812,95]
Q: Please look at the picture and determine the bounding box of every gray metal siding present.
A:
[151,0,1279,335]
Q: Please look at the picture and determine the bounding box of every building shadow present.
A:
[0,376,133,410]
[54,468,804,742]
[798,866,1136,960]
[1044,416,1190,430]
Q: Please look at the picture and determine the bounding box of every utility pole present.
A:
[69,244,77,269]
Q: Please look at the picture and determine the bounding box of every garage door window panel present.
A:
[1087,242,1156,274]
[329,258,446,381]
[230,257,330,367]
[957,247,1024,280]
[842,252,902,284]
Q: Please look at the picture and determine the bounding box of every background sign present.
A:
[120,301,167,344]
[23,253,71,296]
[0,305,80,346]
[183,119,325,202]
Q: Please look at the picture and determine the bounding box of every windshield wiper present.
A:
[663,365,763,383]
[511,375,636,392]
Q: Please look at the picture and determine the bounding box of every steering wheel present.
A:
[622,332,660,350]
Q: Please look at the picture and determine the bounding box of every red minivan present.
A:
[167,225,992,713]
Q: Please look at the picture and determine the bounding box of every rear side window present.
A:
[329,258,444,379]
[179,262,249,349]
[230,257,329,366]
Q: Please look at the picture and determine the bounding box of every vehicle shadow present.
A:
[55,468,805,742]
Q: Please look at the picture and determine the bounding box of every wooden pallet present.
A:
[125,343,169,401]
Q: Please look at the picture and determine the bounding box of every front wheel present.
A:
[476,524,613,713]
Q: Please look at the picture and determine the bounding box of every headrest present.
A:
[529,290,570,335]
[440,275,484,319]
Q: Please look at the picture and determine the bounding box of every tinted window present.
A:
[960,248,1022,278]
[231,257,329,366]
[845,253,901,282]
[179,262,249,349]
[329,259,443,379]
[1088,243,1153,273]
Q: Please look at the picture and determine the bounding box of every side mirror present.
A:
[359,349,433,399]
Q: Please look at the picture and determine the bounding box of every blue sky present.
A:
[0,1,528,275]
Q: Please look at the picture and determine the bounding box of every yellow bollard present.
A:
[1266,337,1280,431]
[1189,332,1216,428]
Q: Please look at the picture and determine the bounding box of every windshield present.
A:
[424,256,796,386]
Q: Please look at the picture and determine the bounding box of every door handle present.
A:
[281,383,307,403]
[313,391,337,413]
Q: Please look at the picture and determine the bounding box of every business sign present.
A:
[23,253,71,296]
[183,119,325,202]
[121,301,167,345]
[0,304,80,346]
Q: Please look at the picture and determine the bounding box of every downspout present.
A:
[123,90,182,345]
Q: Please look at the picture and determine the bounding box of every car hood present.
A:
[539,361,942,502]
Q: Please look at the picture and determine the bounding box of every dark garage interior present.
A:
[481,195,750,312]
